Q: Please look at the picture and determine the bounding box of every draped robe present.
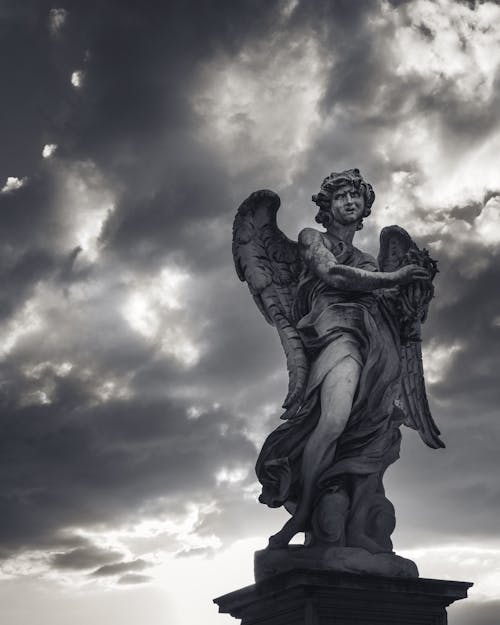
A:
[256,238,403,523]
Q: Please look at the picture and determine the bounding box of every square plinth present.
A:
[214,569,472,625]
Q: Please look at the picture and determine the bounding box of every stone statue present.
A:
[232,169,443,579]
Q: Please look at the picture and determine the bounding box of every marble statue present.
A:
[232,169,443,579]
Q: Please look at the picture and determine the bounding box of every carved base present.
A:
[254,545,418,582]
[214,569,472,625]
[309,478,397,554]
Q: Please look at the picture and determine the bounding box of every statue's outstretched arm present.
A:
[298,228,429,292]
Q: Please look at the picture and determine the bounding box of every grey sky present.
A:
[0,1,499,624]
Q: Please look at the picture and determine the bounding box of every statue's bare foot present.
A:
[267,517,304,550]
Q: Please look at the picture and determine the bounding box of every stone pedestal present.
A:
[214,569,472,625]
[254,545,419,581]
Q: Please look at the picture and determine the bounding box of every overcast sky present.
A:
[0,1,499,623]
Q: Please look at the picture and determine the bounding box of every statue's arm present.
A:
[298,228,429,292]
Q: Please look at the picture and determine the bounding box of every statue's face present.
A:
[330,183,365,226]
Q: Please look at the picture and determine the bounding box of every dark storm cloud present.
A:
[417,76,500,149]
[430,253,500,403]
[0,3,68,180]
[117,573,152,585]
[416,21,434,40]
[0,177,62,326]
[378,194,500,546]
[0,363,255,557]
[39,0,289,272]
[294,0,393,110]
[0,246,55,321]
[0,1,108,347]
[282,1,500,217]
[409,195,500,409]
[50,544,123,570]
[247,0,500,563]
[269,0,500,551]
[0,6,499,623]
[92,558,149,577]
[0,0,284,316]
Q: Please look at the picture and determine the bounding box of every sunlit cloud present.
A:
[55,160,115,262]
[186,402,221,420]
[19,390,51,407]
[1,176,27,193]
[474,196,500,247]
[186,405,203,419]
[124,293,158,339]
[61,502,224,577]
[0,295,43,357]
[215,466,249,486]
[392,0,500,102]
[1,550,53,580]
[42,143,57,158]
[0,542,149,590]
[239,401,281,449]
[18,361,74,406]
[159,328,200,367]
[123,267,191,338]
[122,267,202,367]
[94,379,132,403]
[422,339,464,385]
[365,0,500,245]
[193,32,326,180]
[22,361,73,379]
[71,70,84,88]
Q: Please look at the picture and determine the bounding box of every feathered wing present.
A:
[378,226,445,449]
[399,340,444,448]
[233,190,307,420]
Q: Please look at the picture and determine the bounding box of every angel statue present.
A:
[233,168,443,579]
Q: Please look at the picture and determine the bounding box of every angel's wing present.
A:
[378,226,444,449]
[233,190,307,420]
[399,340,444,448]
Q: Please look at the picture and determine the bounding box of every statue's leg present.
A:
[268,355,361,549]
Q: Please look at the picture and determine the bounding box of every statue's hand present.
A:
[391,264,430,286]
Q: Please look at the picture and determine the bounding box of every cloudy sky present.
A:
[1,0,500,623]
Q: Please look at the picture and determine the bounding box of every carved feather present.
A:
[232,190,307,419]
[401,338,445,449]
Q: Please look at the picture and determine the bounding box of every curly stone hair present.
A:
[312,168,375,231]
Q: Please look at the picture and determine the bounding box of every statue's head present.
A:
[312,168,375,230]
